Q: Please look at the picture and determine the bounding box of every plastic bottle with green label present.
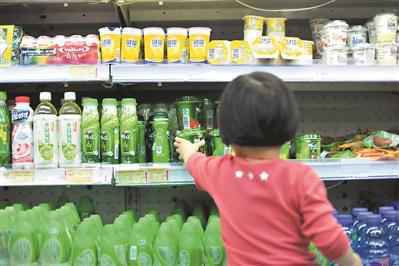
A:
[9,210,40,266]
[0,91,10,167]
[137,120,146,163]
[153,221,179,266]
[128,220,154,266]
[39,211,73,265]
[178,220,204,266]
[59,92,82,167]
[101,98,120,164]
[120,98,138,164]
[33,92,58,168]
[98,224,125,266]
[152,117,170,163]
[204,216,225,266]
[81,97,100,164]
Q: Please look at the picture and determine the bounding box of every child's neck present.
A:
[232,145,280,162]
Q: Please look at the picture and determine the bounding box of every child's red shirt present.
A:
[187,153,350,266]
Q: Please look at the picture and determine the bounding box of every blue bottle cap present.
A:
[367,214,382,226]
[383,210,399,222]
[337,214,353,226]
[352,208,369,217]
[358,212,373,222]
[379,206,395,215]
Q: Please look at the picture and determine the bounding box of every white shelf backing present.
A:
[0,65,110,83]
[0,166,113,186]
[114,160,399,186]
[111,64,399,83]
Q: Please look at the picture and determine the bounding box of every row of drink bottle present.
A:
[0,202,225,266]
[313,205,399,266]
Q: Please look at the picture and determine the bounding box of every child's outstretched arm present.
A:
[174,137,204,165]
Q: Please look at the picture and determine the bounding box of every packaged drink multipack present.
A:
[120,98,138,164]
[0,91,10,166]
[11,96,33,169]
[101,98,120,164]
[81,97,100,164]
[0,25,24,65]
[59,92,81,167]
[33,92,58,168]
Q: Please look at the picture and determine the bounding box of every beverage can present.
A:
[11,96,33,168]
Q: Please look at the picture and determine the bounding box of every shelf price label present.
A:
[65,168,96,184]
[5,169,34,183]
[115,169,146,185]
[147,167,168,183]
[68,65,98,80]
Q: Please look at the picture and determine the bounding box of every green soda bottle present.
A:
[152,117,170,163]
[101,98,120,164]
[137,120,146,163]
[59,92,82,167]
[120,98,138,164]
[178,220,205,266]
[0,92,10,167]
[81,97,100,164]
[204,216,225,266]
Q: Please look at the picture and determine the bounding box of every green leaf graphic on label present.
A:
[100,255,117,266]
[74,249,96,266]
[40,238,62,263]
[62,144,77,160]
[39,144,54,161]
[10,239,33,264]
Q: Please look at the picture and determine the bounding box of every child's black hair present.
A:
[219,72,299,147]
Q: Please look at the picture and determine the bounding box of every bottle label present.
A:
[0,122,10,166]
[99,255,117,266]
[10,238,33,263]
[34,114,58,167]
[114,244,127,265]
[59,114,81,167]
[74,249,96,266]
[138,252,152,266]
[179,250,190,266]
[207,247,224,264]
[129,246,138,261]
[158,246,174,265]
[12,122,33,165]
[40,238,62,263]
[101,127,119,163]
[82,126,100,161]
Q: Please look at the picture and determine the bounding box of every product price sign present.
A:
[65,168,96,184]
[146,165,168,183]
[68,65,97,80]
[5,169,34,183]
[115,168,146,185]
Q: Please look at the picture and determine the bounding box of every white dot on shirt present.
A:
[248,172,254,180]
[259,171,269,182]
[235,171,244,178]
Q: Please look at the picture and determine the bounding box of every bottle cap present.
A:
[337,214,353,226]
[102,98,117,105]
[358,212,373,222]
[82,97,98,106]
[15,96,30,104]
[64,92,76,101]
[382,210,399,221]
[40,92,51,101]
[367,214,382,226]
[352,207,368,217]
[121,98,137,105]
[379,206,395,215]
[0,91,7,101]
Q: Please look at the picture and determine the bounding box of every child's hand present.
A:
[174,137,205,164]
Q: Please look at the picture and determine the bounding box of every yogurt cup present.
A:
[265,17,286,40]
[323,46,348,65]
[243,15,264,44]
[121,27,142,63]
[280,37,303,60]
[366,21,377,44]
[376,43,397,65]
[352,44,375,65]
[188,27,212,62]
[347,25,367,49]
[322,20,349,48]
[99,27,121,63]
[207,40,230,64]
[230,40,254,64]
[166,27,188,63]
[374,13,398,43]
[143,27,165,63]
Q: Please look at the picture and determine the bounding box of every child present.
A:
[174,72,362,266]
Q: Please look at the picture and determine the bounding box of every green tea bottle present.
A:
[101,98,120,164]
[178,220,204,266]
[153,221,179,266]
[152,117,170,163]
[137,120,146,163]
[204,216,225,266]
[120,98,138,163]
[59,92,82,167]
[0,92,10,167]
[81,97,100,164]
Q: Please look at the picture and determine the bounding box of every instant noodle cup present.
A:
[166,27,188,63]
[188,27,211,62]
[243,15,264,44]
[280,37,304,60]
[231,40,253,64]
[207,40,230,64]
[265,17,287,40]
[121,27,142,63]
[99,27,121,63]
[143,27,165,63]
[374,13,398,44]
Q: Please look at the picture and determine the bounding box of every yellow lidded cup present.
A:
[242,15,264,44]
[121,27,142,63]
[188,27,212,62]
[280,37,304,60]
[207,40,231,65]
[167,27,188,63]
[143,27,165,63]
[230,40,253,64]
[99,27,121,63]
[265,18,287,40]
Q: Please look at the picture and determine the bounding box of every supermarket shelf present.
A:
[0,65,110,83]
[114,160,399,186]
[0,166,113,186]
[111,64,399,83]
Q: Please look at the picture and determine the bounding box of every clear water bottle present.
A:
[352,208,369,228]
[353,212,373,262]
[390,212,399,266]
[365,214,390,266]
